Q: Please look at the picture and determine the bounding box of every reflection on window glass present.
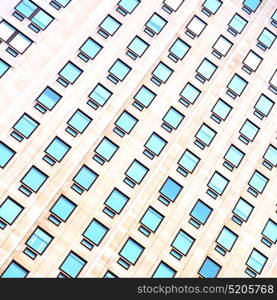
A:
[50,195,76,223]
[228,14,247,34]
[0,197,23,227]
[227,74,248,97]
[140,207,164,234]
[169,38,190,61]
[257,28,276,50]
[199,257,221,278]
[203,0,222,14]
[216,226,238,252]
[262,219,277,245]
[190,200,212,225]
[99,15,121,36]
[13,113,39,139]
[118,0,140,14]
[232,197,253,222]
[119,238,144,265]
[145,13,167,35]
[59,251,86,278]
[36,86,62,111]
[196,58,217,81]
[58,61,83,84]
[159,177,183,202]
[26,227,53,255]
[186,15,207,38]
[79,38,103,60]
[1,261,29,278]
[127,36,149,58]
[248,170,268,194]
[88,83,112,108]
[134,85,156,109]
[82,219,109,246]
[180,82,201,105]
[207,171,229,196]
[246,249,267,275]
[254,94,274,118]
[239,119,259,143]
[21,166,48,193]
[152,261,176,278]
[171,230,195,256]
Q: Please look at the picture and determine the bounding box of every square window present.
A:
[179,82,201,106]
[202,0,222,15]
[1,261,29,278]
[0,20,16,40]
[0,58,11,78]
[178,149,200,174]
[50,195,76,223]
[79,38,102,60]
[186,16,207,38]
[243,50,263,73]
[59,251,86,278]
[108,59,131,82]
[162,107,184,131]
[125,160,149,184]
[44,137,71,163]
[127,36,149,58]
[223,144,245,170]
[73,165,98,191]
[67,109,92,134]
[207,171,229,196]
[246,249,267,274]
[145,13,167,35]
[257,28,276,50]
[195,123,216,148]
[118,0,140,14]
[30,9,54,30]
[227,74,248,97]
[88,83,112,108]
[254,94,274,118]
[144,132,167,157]
[159,177,183,202]
[248,170,268,194]
[262,219,277,244]
[114,111,138,135]
[133,85,156,109]
[169,38,190,61]
[171,230,195,256]
[21,166,48,193]
[228,14,247,35]
[25,227,53,255]
[58,61,83,84]
[243,0,261,13]
[163,0,184,12]
[198,257,221,278]
[196,58,217,82]
[0,142,15,168]
[99,15,121,37]
[216,226,238,253]
[239,119,259,143]
[36,86,62,111]
[232,198,253,223]
[12,113,39,139]
[119,238,144,265]
[263,144,277,168]
[211,99,232,122]
[140,207,164,234]
[152,62,173,85]
[0,197,23,226]
[82,219,109,247]
[212,35,233,58]
[15,0,37,18]
[94,137,119,163]
[104,188,129,215]
[9,32,32,54]
[152,261,176,278]
[190,200,213,225]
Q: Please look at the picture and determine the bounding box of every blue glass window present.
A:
[0,58,10,78]
[119,238,144,265]
[67,109,92,134]
[88,83,112,108]
[171,230,195,256]
[212,35,233,58]
[79,38,102,60]
[108,59,131,82]
[262,219,277,245]
[36,86,62,111]
[13,113,39,139]
[21,166,48,193]
[186,15,207,38]
[162,107,184,131]
[243,50,263,73]
[145,13,167,35]
[207,171,229,197]
[104,188,129,215]
[140,207,164,233]
[152,62,173,85]
[243,0,261,13]
[104,270,118,278]
[0,197,23,227]
[0,142,15,168]
[257,28,276,50]
[144,132,167,157]
[246,249,267,274]
[199,257,221,278]
[254,94,274,118]
[169,38,190,61]
[51,0,71,8]
[190,200,213,225]
[216,226,238,253]
[73,165,98,191]
[50,195,76,223]
[272,9,277,25]
[159,177,183,202]
[195,123,216,148]
[1,261,28,278]
[127,36,149,58]
[99,15,121,37]
[94,137,119,163]
[118,0,140,14]
[196,58,217,82]
[26,227,53,255]
[58,61,83,84]
[228,14,247,35]
[232,198,253,223]
[269,70,277,93]
[133,85,156,109]
[227,74,248,97]
[239,119,259,143]
[178,149,200,175]
[15,0,37,18]
[83,219,109,246]
[248,170,268,194]
[223,144,245,170]
[179,82,201,106]
[263,144,277,168]
[115,111,138,135]
[211,99,232,122]
[152,261,176,278]
[203,0,222,15]
[125,160,149,184]
[59,251,86,278]
[44,137,71,163]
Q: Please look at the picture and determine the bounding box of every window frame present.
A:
[49,195,76,224]
[232,197,254,223]
[228,13,248,35]
[139,206,164,234]
[0,197,23,227]
[72,165,98,192]
[12,113,39,140]
[0,58,11,78]
[119,237,145,266]
[88,83,112,108]
[190,199,213,226]
[196,58,218,82]
[20,165,48,193]
[212,35,233,58]
[82,218,109,248]
[66,109,92,134]
[171,229,195,257]
[58,61,83,85]
[152,261,176,278]
[44,136,71,163]
[1,260,29,278]
[59,251,87,278]
[144,132,167,158]
[0,141,16,168]
[35,86,62,112]
[78,37,103,61]
[186,15,207,38]
[145,13,168,36]
[127,35,149,59]
[98,14,122,37]
[198,257,221,278]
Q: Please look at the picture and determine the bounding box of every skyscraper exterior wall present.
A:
[0,0,276,278]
